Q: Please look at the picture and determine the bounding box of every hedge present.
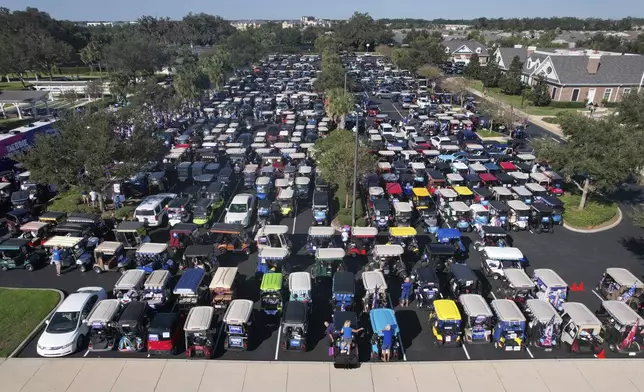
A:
[603,102,619,108]
[548,101,587,109]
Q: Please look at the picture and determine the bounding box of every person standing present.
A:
[324,321,335,346]
[341,320,364,354]
[89,190,98,208]
[380,325,394,362]
[400,278,413,307]
[51,246,62,276]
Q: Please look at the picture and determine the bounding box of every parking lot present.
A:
[4,94,643,363]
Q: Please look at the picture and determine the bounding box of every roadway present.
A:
[3,97,644,362]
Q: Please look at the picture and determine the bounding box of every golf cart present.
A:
[393,202,412,226]
[277,188,296,218]
[480,246,526,280]
[560,302,603,355]
[185,306,217,358]
[281,300,309,351]
[210,267,238,312]
[135,243,174,274]
[85,299,123,352]
[182,245,218,272]
[209,223,253,255]
[305,226,336,256]
[525,299,562,351]
[362,270,388,312]
[295,177,310,200]
[347,226,378,257]
[460,294,493,344]
[596,300,644,355]
[43,236,94,272]
[473,225,511,251]
[113,269,146,304]
[311,191,329,225]
[368,244,407,279]
[255,225,291,253]
[114,221,150,250]
[93,241,132,274]
[0,238,43,272]
[312,248,345,280]
[223,299,254,351]
[533,269,568,312]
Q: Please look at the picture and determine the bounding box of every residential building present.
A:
[230,20,265,30]
[494,45,644,104]
[442,24,470,31]
[442,39,489,65]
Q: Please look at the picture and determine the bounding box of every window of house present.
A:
[571,89,580,102]
[623,88,632,96]
[551,87,557,100]
[475,47,481,54]
[603,88,612,101]
[445,47,450,53]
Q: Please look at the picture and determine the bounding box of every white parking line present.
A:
[529,229,534,234]
[274,325,282,360]
[387,294,407,361]
[291,203,298,235]
[461,344,471,359]
[391,105,405,120]
[83,350,89,357]
[591,290,604,302]
[526,347,534,358]
[490,291,498,300]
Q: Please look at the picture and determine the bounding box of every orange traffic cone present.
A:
[578,282,585,291]
[595,349,605,359]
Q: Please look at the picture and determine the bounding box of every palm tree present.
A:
[325,88,355,130]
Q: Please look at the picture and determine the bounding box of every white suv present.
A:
[224,194,255,227]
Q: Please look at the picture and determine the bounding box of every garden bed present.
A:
[0,288,60,356]
[560,193,619,229]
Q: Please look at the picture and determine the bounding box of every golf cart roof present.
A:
[256,177,271,185]
[312,192,329,206]
[492,186,512,196]
[562,302,601,326]
[479,226,507,236]
[603,300,644,326]
[86,299,121,324]
[469,162,486,172]
[333,272,355,294]
[19,221,49,232]
[525,183,546,193]
[373,198,390,211]
[507,200,530,211]
[259,225,289,235]
[394,202,412,212]
[530,172,549,182]
[39,211,66,221]
[369,308,397,335]
[437,188,457,198]
[482,246,524,260]
[605,268,644,288]
[469,203,488,213]
[369,187,384,196]
[184,306,215,331]
[258,247,289,259]
[295,177,310,185]
[173,268,207,295]
[283,300,308,324]
[223,299,254,324]
[308,226,335,237]
[184,245,214,258]
[526,299,562,324]
[362,270,388,291]
[0,238,31,249]
[449,263,477,283]
[209,223,244,234]
[351,227,378,237]
[374,244,404,257]
[504,269,535,289]
[117,221,145,231]
[511,186,532,197]
[94,241,123,254]
[425,243,456,256]
[449,201,470,212]
[43,236,83,248]
[115,269,147,290]
[459,294,493,317]
[275,178,289,188]
[315,247,345,260]
[144,270,171,290]
[209,267,238,290]
[509,171,529,180]
[288,272,312,292]
[491,299,525,322]
[298,166,312,174]
[533,269,567,288]
[136,243,168,254]
[278,188,294,199]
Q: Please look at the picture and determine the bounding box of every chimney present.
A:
[587,54,601,74]
[527,46,536,56]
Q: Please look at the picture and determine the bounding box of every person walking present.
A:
[400,277,413,307]
[380,325,394,362]
[51,246,62,276]
[81,190,89,205]
[324,321,335,347]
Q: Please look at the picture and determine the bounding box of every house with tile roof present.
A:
[442,39,489,65]
[493,46,644,104]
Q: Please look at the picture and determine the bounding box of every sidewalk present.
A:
[1,358,644,392]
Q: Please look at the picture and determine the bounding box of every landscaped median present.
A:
[0,288,61,357]
[560,193,620,230]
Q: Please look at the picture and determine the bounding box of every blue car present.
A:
[369,308,401,361]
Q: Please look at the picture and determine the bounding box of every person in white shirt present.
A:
[89,190,98,208]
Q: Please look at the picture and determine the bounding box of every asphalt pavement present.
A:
[4,97,644,362]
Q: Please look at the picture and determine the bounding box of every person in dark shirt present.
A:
[380,324,394,362]
[400,277,413,307]
[324,321,335,345]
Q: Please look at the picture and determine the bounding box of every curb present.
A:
[4,287,65,358]
[563,206,623,233]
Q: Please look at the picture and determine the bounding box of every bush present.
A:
[548,101,587,109]
[541,117,560,124]
[603,102,619,108]
[560,193,618,228]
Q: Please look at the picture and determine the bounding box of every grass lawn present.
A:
[334,182,367,226]
[0,81,32,90]
[477,129,503,138]
[0,118,34,131]
[0,289,60,356]
[465,79,580,117]
[560,193,618,228]
[541,117,561,124]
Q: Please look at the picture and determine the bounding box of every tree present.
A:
[325,88,355,130]
[481,56,502,88]
[224,30,267,68]
[442,77,470,106]
[333,12,394,51]
[532,113,644,209]
[615,90,644,130]
[84,79,104,101]
[314,35,338,53]
[32,33,73,80]
[478,99,520,130]
[80,38,106,74]
[499,55,523,95]
[464,53,482,79]
[102,32,168,78]
[417,65,442,80]
[529,74,551,106]
[391,48,416,71]
[199,47,231,91]
[375,44,394,58]
[17,111,164,211]
[173,62,210,102]
[314,51,350,92]
[314,130,376,209]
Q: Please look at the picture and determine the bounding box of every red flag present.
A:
[619,320,639,351]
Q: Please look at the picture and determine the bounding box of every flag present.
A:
[619,320,639,351]
[543,315,555,347]
[621,282,637,302]
[372,285,378,309]
[552,290,561,311]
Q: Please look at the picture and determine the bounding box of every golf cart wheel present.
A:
[76,335,86,353]
[536,227,543,234]
[244,247,251,255]
[25,264,34,272]
[0,265,8,272]
[118,267,126,274]
[79,265,87,273]
[93,266,103,274]
[512,225,519,232]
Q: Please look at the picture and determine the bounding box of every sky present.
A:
[4,0,644,21]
